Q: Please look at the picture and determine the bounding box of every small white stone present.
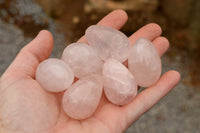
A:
[103,59,137,105]
[128,38,161,87]
[62,74,103,120]
[36,58,74,92]
[85,25,131,63]
[62,43,103,78]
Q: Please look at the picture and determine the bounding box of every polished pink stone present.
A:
[85,25,131,63]
[128,38,161,87]
[62,43,103,78]
[102,59,137,105]
[36,58,74,92]
[62,74,103,120]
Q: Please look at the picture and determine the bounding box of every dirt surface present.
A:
[0,0,199,132]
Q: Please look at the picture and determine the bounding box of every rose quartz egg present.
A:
[85,25,131,63]
[103,58,137,105]
[128,38,161,87]
[36,58,74,92]
[62,74,103,120]
[62,43,103,78]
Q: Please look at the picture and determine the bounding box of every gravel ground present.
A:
[0,0,199,132]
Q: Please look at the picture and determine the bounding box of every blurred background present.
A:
[0,0,199,132]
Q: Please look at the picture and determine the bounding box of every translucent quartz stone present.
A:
[85,25,131,63]
[36,58,74,92]
[128,38,161,87]
[102,59,137,105]
[62,43,103,78]
[62,74,103,120]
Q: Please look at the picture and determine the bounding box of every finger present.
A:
[78,9,128,43]
[129,23,162,44]
[152,36,169,57]
[2,30,54,79]
[123,70,180,127]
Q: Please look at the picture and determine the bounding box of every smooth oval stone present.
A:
[102,59,137,105]
[85,25,131,63]
[128,38,161,87]
[62,43,103,78]
[36,58,74,92]
[62,74,103,120]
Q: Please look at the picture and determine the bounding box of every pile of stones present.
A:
[36,25,161,120]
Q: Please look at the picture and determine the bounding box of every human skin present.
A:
[0,10,180,133]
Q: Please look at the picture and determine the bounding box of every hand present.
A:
[0,10,180,133]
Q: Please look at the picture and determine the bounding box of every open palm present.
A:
[0,10,180,133]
